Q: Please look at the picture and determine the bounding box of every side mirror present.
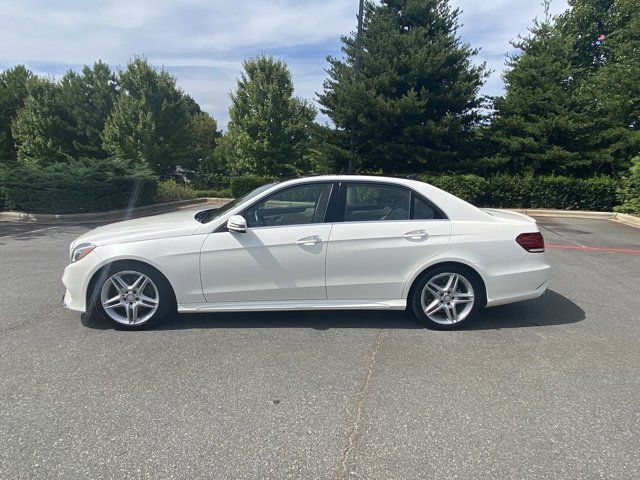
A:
[227,215,247,233]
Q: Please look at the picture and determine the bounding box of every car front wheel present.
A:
[94,263,173,329]
[411,266,483,329]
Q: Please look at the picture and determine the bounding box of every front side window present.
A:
[344,184,411,222]
[195,182,278,223]
[244,183,333,228]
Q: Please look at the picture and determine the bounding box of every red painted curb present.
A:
[546,243,640,255]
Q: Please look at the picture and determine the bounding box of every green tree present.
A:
[103,58,192,173]
[615,155,640,213]
[200,133,235,183]
[12,77,75,165]
[187,112,220,171]
[570,0,640,172]
[184,94,203,116]
[305,123,350,174]
[560,0,616,74]
[227,55,317,177]
[489,2,595,175]
[318,0,486,173]
[61,61,118,158]
[0,65,33,162]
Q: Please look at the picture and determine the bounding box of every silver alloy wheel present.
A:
[100,270,159,326]
[420,272,475,325]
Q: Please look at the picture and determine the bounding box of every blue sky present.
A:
[0,0,568,128]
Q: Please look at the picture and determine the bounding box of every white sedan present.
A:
[62,175,551,330]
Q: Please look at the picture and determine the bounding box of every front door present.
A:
[200,182,334,303]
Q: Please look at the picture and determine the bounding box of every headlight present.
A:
[71,243,96,262]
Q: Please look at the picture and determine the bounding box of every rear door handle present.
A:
[296,235,322,246]
[403,230,428,241]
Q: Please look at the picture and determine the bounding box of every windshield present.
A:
[194,182,279,223]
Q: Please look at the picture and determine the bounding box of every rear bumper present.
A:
[481,254,551,307]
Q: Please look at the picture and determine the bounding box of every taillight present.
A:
[516,232,545,253]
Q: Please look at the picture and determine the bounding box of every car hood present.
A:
[72,209,203,248]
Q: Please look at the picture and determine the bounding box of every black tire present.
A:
[91,261,175,330]
[410,265,484,330]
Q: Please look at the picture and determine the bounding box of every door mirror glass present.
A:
[227,215,247,233]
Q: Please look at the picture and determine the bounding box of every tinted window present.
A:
[195,182,278,223]
[344,184,410,222]
[244,183,333,228]
[412,195,439,220]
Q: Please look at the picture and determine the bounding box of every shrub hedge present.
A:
[0,165,6,211]
[418,174,619,211]
[614,156,640,214]
[155,179,196,203]
[1,165,625,214]
[230,175,276,197]
[417,174,486,204]
[193,188,232,198]
[4,158,157,214]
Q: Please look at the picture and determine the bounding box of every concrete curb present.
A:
[614,213,640,228]
[1,201,638,229]
[0,198,232,223]
[509,208,640,228]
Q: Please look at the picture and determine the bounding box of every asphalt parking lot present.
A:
[1,216,639,479]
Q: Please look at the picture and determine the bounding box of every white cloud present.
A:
[0,0,569,127]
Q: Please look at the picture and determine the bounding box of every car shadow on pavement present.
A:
[470,290,585,330]
[81,289,584,331]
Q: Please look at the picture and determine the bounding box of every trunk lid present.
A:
[481,208,537,224]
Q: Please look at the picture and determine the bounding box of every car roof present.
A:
[279,174,415,184]
[277,175,430,191]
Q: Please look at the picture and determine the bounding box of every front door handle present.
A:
[403,230,429,241]
[296,235,322,246]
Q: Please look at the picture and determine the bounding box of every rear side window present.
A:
[342,183,446,222]
[344,184,410,222]
[413,195,439,220]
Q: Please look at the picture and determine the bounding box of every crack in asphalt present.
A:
[0,301,56,334]
[336,328,383,480]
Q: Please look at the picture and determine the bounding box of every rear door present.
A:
[326,182,451,300]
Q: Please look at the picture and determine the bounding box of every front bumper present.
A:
[61,250,103,312]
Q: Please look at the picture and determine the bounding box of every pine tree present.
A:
[0,65,33,162]
[560,0,616,75]
[489,2,594,175]
[570,0,640,172]
[61,61,118,158]
[227,55,317,176]
[318,0,486,173]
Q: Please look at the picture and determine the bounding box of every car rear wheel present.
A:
[94,263,173,329]
[411,266,483,329]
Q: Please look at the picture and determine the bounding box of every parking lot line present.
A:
[0,225,60,239]
[547,243,640,255]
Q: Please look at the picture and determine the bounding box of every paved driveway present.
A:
[0,217,638,479]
